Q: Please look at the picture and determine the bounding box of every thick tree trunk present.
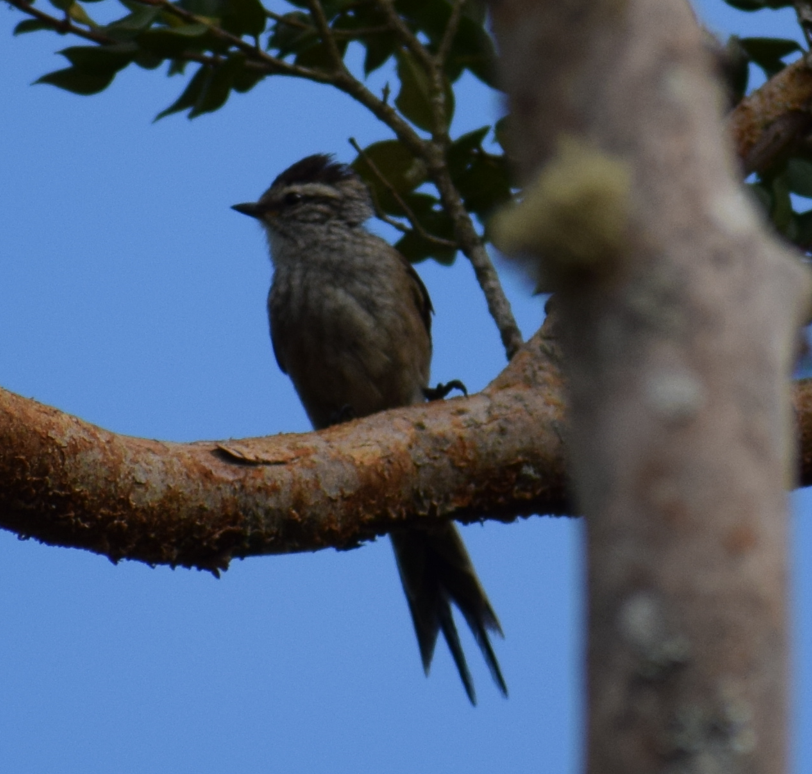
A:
[491,1,809,772]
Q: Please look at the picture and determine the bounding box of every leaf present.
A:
[13,19,53,35]
[454,153,512,220]
[722,0,795,8]
[786,157,812,198]
[155,64,210,119]
[221,0,266,37]
[188,64,231,118]
[793,209,812,249]
[362,32,397,75]
[188,55,248,117]
[59,43,137,71]
[739,36,802,76]
[178,0,226,17]
[233,61,264,93]
[47,0,74,11]
[352,140,426,213]
[446,16,498,87]
[267,12,314,55]
[103,4,161,37]
[723,0,767,8]
[66,3,97,27]
[396,50,454,132]
[395,0,450,45]
[136,25,212,57]
[494,116,509,153]
[446,126,489,176]
[134,49,164,70]
[35,66,117,95]
[294,39,347,71]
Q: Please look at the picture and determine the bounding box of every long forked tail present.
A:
[390,523,507,704]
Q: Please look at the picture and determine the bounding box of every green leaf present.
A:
[267,12,315,56]
[447,16,497,87]
[134,49,165,69]
[786,157,812,198]
[188,65,230,118]
[233,61,264,93]
[188,55,247,117]
[294,39,347,71]
[396,50,454,132]
[722,0,795,8]
[136,25,211,57]
[155,64,210,119]
[396,230,456,265]
[493,116,509,153]
[103,5,161,37]
[446,126,489,176]
[178,0,227,17]
[393,194,457,264]
[352,140,426,213]
[67,3,97,27]
[362,32,397,75]
[455,153,512,220]
[59,43,137,71]
[13,19,53,35]
[794,209,812,249]
[723,0,767,8]
[755,172,794,234]
[35,66,116,95]
[221,0,266,37]
[739,36,802,77]
[395,0,450,44]
[47,0,74,11]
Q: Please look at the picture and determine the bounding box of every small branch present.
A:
[349,137,458,249]
[728,57,812,174]
[305,0,346,73]
[427,147,524,358]
[6,0,117,46]
[436,0,465,67]
[375,0,435,75]
[264,9,311,30]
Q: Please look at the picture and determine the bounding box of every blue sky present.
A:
[0,1,810,772]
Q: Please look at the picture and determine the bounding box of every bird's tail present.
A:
[390,524,507,704]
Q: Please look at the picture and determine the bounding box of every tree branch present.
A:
[0,325,569,574]
[728,56,812,175]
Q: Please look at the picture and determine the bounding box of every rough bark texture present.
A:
[728,56,812,175]
[490,1,809,774]
[0,326,568,573]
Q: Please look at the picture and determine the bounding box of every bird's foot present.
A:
[423,380,468,401]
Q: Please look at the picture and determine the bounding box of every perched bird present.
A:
[232,154,506,703]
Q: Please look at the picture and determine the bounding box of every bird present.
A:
[232,153,507,703]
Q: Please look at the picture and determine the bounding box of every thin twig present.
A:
[7,0,116,46]
[376,0,436,74]
[349,137,458,249]
[305,0,346,72]
[264,9,312,30]
[436,0,465,67]
[426,146,524,358]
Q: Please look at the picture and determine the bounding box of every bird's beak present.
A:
[232,202,263,219]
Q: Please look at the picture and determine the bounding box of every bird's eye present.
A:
[284,192,303,206]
